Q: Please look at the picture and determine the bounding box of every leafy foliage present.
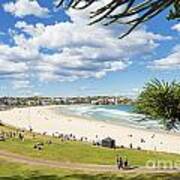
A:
[168,0,180,20]
[57,0,180,38]
[135,79,180,129]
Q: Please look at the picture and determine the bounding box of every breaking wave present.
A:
[57,105,168,130]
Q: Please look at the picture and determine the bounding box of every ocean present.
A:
[56,104,168,130]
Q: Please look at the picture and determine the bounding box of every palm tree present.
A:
[57,0,180,38]
[135,79,180,130]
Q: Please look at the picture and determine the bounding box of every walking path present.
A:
[0,150,179,173]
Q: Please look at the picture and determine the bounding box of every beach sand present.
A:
[0,105,180,154]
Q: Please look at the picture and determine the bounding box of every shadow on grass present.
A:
[0,173,180,180]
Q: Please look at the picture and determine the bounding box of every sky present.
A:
[0,0,179,97]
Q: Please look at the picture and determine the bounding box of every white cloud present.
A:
[149,45,180,70]
[12,15,170,82]
[117,88,142,98]
[0,41,39,83]
[15,21,45,37]
[3,0,49,18]
[0,4,172,87]
[172,23,180,32]
[0,44,28,80]
[12,80,31,90]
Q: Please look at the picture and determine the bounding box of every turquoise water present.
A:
[59,105,166,130]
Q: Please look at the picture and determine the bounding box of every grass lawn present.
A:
[0,125,180,167]
[0,159,180,180]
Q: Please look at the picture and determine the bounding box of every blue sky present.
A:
[0,0,179,97]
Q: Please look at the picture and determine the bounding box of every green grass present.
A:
[0,159,180,180]
[0,125,180,167]
[1,125,180,179]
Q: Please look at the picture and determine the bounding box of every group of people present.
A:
[116,155,128,170]
[0,130,25,141]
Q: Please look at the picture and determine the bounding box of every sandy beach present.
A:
[0,105,180,154]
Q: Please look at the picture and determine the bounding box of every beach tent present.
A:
[101,137,116,148]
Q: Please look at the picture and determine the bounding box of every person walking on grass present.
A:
[124,158,128,169]
[116,155,124,170]
[119,157,124,169]
[116,155,119,168]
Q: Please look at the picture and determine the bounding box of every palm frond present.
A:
[57,0,179,38]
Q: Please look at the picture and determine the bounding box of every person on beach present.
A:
[29,125,33,132]
[18,132,24,141]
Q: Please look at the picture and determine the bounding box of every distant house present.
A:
[101,137,116,148]
[0,105,8,111]
[3,98,17,106]
[53,97,63,104]
[40,98,52,106]
[91,100,98,105]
